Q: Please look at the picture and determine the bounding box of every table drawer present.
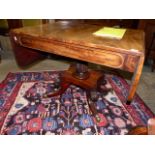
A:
[19,36,126,69]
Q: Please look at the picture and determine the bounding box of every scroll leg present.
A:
[127,55,144,104]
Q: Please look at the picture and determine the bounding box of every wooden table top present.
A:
[10,21,145,103]
[11,21,145,56]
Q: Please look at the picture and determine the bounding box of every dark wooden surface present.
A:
[10,33,46,67]
[138,19,155,71]
[55,19,139,28]
[10,21,145,102]
[127,126,148,135]
[138,20,155,53]
[128,117,155,135]
[11,21,144,54]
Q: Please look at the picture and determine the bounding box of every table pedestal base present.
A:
[44,64,112,122]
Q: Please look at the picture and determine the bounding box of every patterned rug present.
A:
[0,70,154,135]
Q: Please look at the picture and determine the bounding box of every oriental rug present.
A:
[0,71,154,135]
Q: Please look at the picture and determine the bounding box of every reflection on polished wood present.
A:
[10,21,145,103]
[127,126,148,135]
[128,118,155,135]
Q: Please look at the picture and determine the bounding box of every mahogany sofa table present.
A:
[10,21,145,118]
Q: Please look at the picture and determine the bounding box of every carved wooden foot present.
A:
[126,100,131,105]
[86,90,101,122]
[87,101,102,123]
[43,80,70,98]
[97,75,113,96]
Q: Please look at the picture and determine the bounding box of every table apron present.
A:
[19,36,139,72]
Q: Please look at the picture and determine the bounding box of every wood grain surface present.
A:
[10,21,145,102]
